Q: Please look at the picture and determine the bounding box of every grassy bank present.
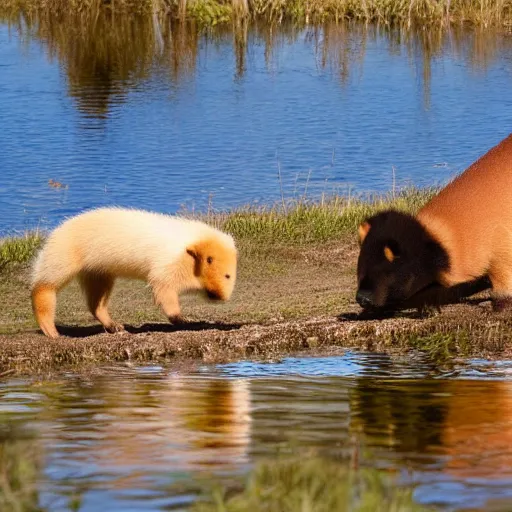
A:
[0,187,507,375]
[3,0,512,27]
[0,232,43,272]
[0,188,433,270]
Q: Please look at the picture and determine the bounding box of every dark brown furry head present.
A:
[356,210,449,310]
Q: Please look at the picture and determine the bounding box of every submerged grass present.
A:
[2,0,512,26]
[0,437,41,512]
[191,455,430,512]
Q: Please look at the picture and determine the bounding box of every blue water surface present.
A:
[0,22,511,233]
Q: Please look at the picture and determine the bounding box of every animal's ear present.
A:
[358,221,371,243]
[384,245,396,262]
[384,240,401,262]
[187,245,203,277]
[186,246,199,261]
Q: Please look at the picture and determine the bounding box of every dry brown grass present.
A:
[2,0,512,26]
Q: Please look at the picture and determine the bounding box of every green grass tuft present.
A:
[0,187,437,273]
[191,455,430,512]
[216,187,437,245]
[409,329,472,362]
[0,233,43,271]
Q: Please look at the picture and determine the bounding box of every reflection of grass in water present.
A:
[0,187,435,269]
[1,13,506,118]
[1,0,512,26]
[0,438,41,512]
[191,456,430,512]
[11,13,170,119]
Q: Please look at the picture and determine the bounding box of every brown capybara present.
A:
[356,133,512,314]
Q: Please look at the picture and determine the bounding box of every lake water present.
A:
[3,353,512,510]
[0,15,511,234]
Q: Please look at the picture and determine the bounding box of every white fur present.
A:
[32,207,236,289]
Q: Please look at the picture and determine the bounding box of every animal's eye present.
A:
[207,256,213,264]
[225,274,231,279]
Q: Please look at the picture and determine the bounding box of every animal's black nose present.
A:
[356,289,374,308]
[207,290,221,300]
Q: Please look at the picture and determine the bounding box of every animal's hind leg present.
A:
[489,260,512,312]
[78,272,124,333]
[32,284,59,338]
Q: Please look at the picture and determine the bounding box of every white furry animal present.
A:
[31,208,238,338]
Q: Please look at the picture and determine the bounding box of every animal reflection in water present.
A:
[52,377,252,488]
[350,379,512,479]
[441,381,512,479]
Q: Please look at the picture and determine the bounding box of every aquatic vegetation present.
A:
[191,455,430,511]
[0,437,42,512]
[47,179,68,189]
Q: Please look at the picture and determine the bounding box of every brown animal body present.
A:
[356,133,512,312]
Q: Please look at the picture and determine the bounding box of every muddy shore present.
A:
[2,298,510,376]
[1,230,510,376]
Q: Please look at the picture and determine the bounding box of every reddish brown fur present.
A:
[356,133,512,312]
[31,284,59,339]
[417,133,512,309]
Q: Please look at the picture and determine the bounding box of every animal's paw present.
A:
[105,322,126,334]
[417,304,442,318]
[168,314,185,325]
[492,296,512,312]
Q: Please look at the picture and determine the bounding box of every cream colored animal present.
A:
[31,208,238,338]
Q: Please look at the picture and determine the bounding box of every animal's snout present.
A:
[206,289,222,301]
[356,289,374,308]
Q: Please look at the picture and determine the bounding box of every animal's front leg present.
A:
[489,267,512,312]
[153,285,184,324]
[400,276,491,315]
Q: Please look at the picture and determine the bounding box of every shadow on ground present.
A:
[54,320,246,338]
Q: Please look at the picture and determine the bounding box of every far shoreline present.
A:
[2,1,511,28]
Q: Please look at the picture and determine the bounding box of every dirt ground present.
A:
[1,242,510,376]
